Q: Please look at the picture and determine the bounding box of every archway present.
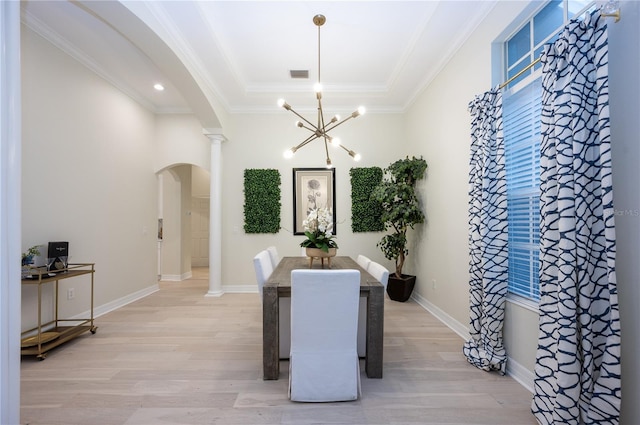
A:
[157,164,210,280]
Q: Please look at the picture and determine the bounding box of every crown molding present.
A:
[21,9,162,113]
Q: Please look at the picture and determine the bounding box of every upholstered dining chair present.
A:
[357,261,389,357]
[253,250,273,298]
[266,246,280,269]
[253,250,290,358]
[289,269,361,402]
[356,254,372,270]
[367,261,390,291]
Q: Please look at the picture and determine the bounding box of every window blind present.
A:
[503,77,542,301]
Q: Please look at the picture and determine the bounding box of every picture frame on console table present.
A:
[292,168,336,235]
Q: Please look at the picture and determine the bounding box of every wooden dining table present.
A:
[263,256,384,380]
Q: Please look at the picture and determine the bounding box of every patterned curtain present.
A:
[532,11,621,425]
[463,88,509,374]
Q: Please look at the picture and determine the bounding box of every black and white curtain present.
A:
[532,11,621,425]
[463,88,509,374]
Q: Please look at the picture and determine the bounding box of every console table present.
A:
[21,263,97,359]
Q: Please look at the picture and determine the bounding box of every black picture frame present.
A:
[293,168,336,235]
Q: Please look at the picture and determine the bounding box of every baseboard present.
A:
[69,283,160,320]
[411,291,534,394]
[222,285,259,294]
[411,292,470,341]
[505,357,535,393]
[160,271,193,281]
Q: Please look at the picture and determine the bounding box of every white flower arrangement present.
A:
[300,207,338,252]
[303,207,333,235]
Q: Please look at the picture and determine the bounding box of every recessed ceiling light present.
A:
[153,83,165,91]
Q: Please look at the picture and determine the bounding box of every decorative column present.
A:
[203,129,227,297]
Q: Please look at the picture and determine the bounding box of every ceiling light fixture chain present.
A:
[279,14,365,168]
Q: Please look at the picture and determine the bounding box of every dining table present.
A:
[263,255,384,380]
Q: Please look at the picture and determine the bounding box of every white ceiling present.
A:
[20,0,499,119]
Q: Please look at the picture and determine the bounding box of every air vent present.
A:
[289,70,309,79]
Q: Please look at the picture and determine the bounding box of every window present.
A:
[504,78,541,301]
[502,0,593,304]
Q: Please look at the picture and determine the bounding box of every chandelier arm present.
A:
[323,137,332,167]
[297,122,320,134]
[286,106,318,130]
[338,143,354,153]
[338,142,360,160]
[323,114,357,133]
[292,134,320,151]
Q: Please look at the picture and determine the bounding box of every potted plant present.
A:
[22,245,41,267]
[300,207,338,268]
[22,245,41,279]
[371,156,427,301]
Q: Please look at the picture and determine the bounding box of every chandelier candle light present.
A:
[278,14,365,168]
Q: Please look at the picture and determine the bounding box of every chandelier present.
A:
[278,14,365,168]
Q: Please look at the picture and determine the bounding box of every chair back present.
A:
[266,246,279,269]
[356,254,371,270]
[289,269,361,402]
[254,249,290,358]
[367,261,390,290]
[253,250,273,298]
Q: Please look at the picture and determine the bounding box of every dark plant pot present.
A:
[386,274,416,302]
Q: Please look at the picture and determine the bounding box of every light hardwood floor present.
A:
[21,268,537,425]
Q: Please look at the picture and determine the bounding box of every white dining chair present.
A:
[289,269,361,402]
[253,250,273,298]
[356,254,371,270]
[367,261,390,291]
[266,246,280,269]
[253,250,290,358]
[357,261,389,357]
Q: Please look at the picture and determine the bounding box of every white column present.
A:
[0,2,22,424]
[203,129,227,297]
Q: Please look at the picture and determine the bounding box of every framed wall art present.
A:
[293,168,336,235]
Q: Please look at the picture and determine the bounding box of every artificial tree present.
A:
[371,156,427,300]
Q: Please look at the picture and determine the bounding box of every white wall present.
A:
[177,165,193,277]
[608,2,640,423]
[151,108,407,290]
[220,112,404,289]
[154,114,211,173]
[191,195,210,267]
[404,0,531,345]
[191,165,210,198]
[21,27,159,323]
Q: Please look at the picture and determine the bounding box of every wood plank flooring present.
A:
[21,268,537,425]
